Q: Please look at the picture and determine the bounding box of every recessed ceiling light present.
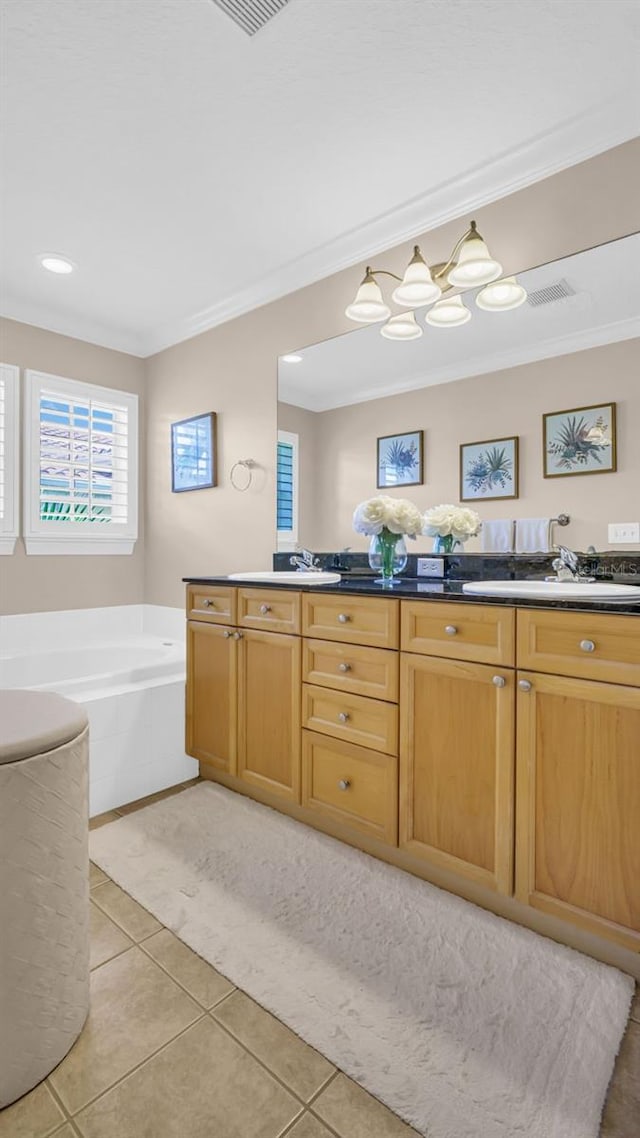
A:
[281,353,303,363]
[39,254,76,274]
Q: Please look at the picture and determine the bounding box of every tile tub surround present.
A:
[0,605,196,814]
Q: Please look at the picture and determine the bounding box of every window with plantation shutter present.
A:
[277,429,298,551]
[0,363,20,554]
[24,370,138,555]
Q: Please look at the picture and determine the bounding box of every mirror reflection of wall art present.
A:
[460,436,519,501]
[377,430,423,488]
[171,411,217,492]
[543,402,616,478]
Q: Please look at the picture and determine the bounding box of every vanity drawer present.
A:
[401,601,515,666]
[302,683,398,755]
[302,594,399,649]
[517,609,640,686]
[302,729,398,845]
[303,639,399,702]
[187,585,236,625]
[237,588,301,634]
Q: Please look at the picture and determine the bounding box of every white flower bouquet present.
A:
[353,496,424,583]
[423,503,482,553]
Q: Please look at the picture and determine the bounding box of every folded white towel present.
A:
[481,520,515,553]
[515,518,552,554]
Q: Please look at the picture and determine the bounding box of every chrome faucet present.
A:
[289,548,322,572]
[547,545,594,583]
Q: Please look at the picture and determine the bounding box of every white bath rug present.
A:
[90,782,633,1138]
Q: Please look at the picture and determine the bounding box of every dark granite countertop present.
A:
[183,574,640,616]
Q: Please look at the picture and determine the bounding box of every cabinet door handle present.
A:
[338,662,351,673]
[233,631,244,640]
[338,712,350,723]
[492,675,506,687]
[580,639,595,653]
[338,613,351,623]
[259,603,271,615]
[223,630,232,639]
[518,679,532,692]
[338,779,351,791]
[202,598,215,607]
[444,625,458,636]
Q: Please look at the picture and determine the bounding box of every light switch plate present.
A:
[608,522,640,544]
[417,557,445,578]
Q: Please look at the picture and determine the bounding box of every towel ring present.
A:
[230,458,256,492]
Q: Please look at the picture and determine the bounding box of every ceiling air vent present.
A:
[210,0,290,36]
[526,279,577,308]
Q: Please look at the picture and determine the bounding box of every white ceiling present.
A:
[278,235,640,410]
[1,0,639,357]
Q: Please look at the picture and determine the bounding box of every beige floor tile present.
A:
[313,1073,419,1138]
[74,1017,301,1138]
[0,1082,65,1138]
[48,946,201,1114]
[90,881,161,941]
[213,990,334,1102]
[90,901,133,970]
[50,1127,77,1138]
[600,1020,640,1137]
[116,784,189,815]
[142,928,234,1008]
[89,811,120,830]
[89,863,108,889]
[629,985,640,1024]
[286,1114,335,1138]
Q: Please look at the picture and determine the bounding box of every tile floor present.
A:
[1,779,638,1138]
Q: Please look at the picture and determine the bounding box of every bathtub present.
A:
[0,606,198,815]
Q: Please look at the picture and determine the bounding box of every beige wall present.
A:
[0,318,146,615]
[297,339,640,554]
[145,140,640,606]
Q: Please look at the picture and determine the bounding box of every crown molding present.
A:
[144,93,640,355]
[294,317,640,412]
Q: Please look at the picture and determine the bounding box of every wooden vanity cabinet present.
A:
[237,628,301,801]
[186,619,237,772]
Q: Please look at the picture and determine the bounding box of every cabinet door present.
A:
[400,653,515,893]
[238,629,301,802]
[516,670,640,949]
[186,620,237,772]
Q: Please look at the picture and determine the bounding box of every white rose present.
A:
[385,498,423,537]
[353,496,390,535]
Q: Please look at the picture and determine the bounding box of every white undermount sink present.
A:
[228,570,341,585]
[462,580,640,601]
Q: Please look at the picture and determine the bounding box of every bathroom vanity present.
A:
[184,579,640,967]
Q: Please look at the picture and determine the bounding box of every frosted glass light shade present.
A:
[380,311,423,340]
[425,296,471,327]
[392,247,442,307]
[448,231,502,287]
[476,276,527,311]
[345,275,391,323]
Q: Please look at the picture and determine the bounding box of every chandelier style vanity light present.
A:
[345,220,526,340]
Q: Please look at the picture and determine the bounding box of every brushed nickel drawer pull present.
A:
[444,625,458,636]
[338,662,351,673]
[338,712,350,723]
[338,779,351,791]
[259,603,272,614]
[338,613,351,623]
[223,630,232,639]
[492,675,506,687]
[518,679,532,692]
[233,631,244,640]
[202,598,215,607]
[580,639,596,653]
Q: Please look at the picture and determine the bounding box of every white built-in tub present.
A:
[0,606,198,815]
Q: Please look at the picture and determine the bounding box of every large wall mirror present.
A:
[277,233,640,555]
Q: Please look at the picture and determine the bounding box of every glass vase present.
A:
[368,530,408,584]
[432,534,463,555]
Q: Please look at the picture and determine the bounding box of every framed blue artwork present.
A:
[543,402,616,477]
[171,412,217,492]
[460,436,519,501]
[377,430,423,488]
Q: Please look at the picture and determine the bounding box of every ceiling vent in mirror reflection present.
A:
[210,0,289,36]
[526,279,577,307]
[279,233,640,412]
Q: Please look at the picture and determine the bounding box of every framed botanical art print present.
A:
[543,402,616,477]
[460,436,519,501]
[377,430,423,488]
[171,412,217,492]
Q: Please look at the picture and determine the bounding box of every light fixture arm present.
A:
[365,266,403,283]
